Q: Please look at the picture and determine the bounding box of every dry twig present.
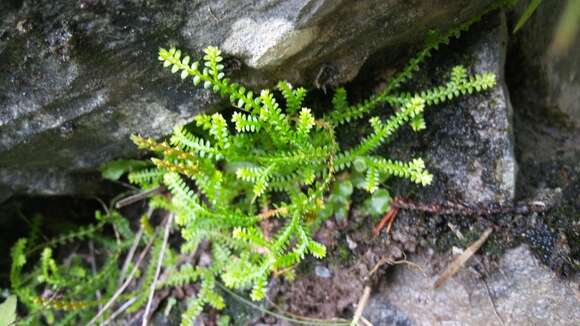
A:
[366,253,426,281]
[391,196,548,216]
[208,6,220,22]
[433,228,493,288]
[351,286,371,326]
[115,187,163,209]
[118,228,143,286]
[118,206,153,285]
[142,214,174,325]
[87,233,157,326]
[359,317,373,326]
[101,297,137,326]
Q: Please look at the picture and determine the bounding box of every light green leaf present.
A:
[336,180,353,197]
[0,295,17,326]
[364,188,391,217]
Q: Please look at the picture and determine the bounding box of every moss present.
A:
[337,243,353,264]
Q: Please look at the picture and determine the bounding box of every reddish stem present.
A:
[372,206,399,237]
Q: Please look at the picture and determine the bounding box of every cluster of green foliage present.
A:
[128,39,494,321]
[9,14,499,325]
[9,211,140,324]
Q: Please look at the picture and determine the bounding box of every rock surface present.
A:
[506,0,580,166]
[0,0,498,199]
[364,245,580,325]
[509,0,580,128]
[372,13,517,206]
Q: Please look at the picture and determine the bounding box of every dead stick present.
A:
[351,286,371,326]
[101,297,137,326]
[386,207,399,233]
[115,187,163,209]
[142,214,174,325]
[87,233,157,326]
[118,206,153,286]
[118,228,143,286]
[392,197,549,216]
[433,228,492,288]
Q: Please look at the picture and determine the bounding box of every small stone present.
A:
[451,246,464,256]
[315,265,332,279]
[346,235,358,250]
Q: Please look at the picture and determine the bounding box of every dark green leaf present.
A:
[513,0,542,33]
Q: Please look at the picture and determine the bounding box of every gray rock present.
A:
[386,13,516,206]
[364,245,580,325]
[315,265,332,278]
[0,0,496,198]
[363,299,412,326]
[510,0,580,127]
[507,0,580,163]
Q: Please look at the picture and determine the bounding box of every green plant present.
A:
[9,211,138,325]
[10,16,498,325]
[513,0,542,33]
[129,34,495,321]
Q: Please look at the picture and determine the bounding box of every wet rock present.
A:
[0,0,496,199]
[364,245,580,325]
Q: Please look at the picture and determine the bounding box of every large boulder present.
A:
[0,0,497,199]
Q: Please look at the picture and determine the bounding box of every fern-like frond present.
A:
[277,81,307,114]
[161,264,200,288]
[159,47,260,113]
[326,0,502,126]
[128,168,165,187]
[151,158,198,177]
[170,125,221,160]
[364,166,380,193]
[296,108,315,138]
[336,96,426,169]
[10,239,27,291]
[209,113,231,149]
[13,23,502,323]
[418,69,496,106]
[258,89,292,145]
[368,156,433,186]
[231,112,261,132]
